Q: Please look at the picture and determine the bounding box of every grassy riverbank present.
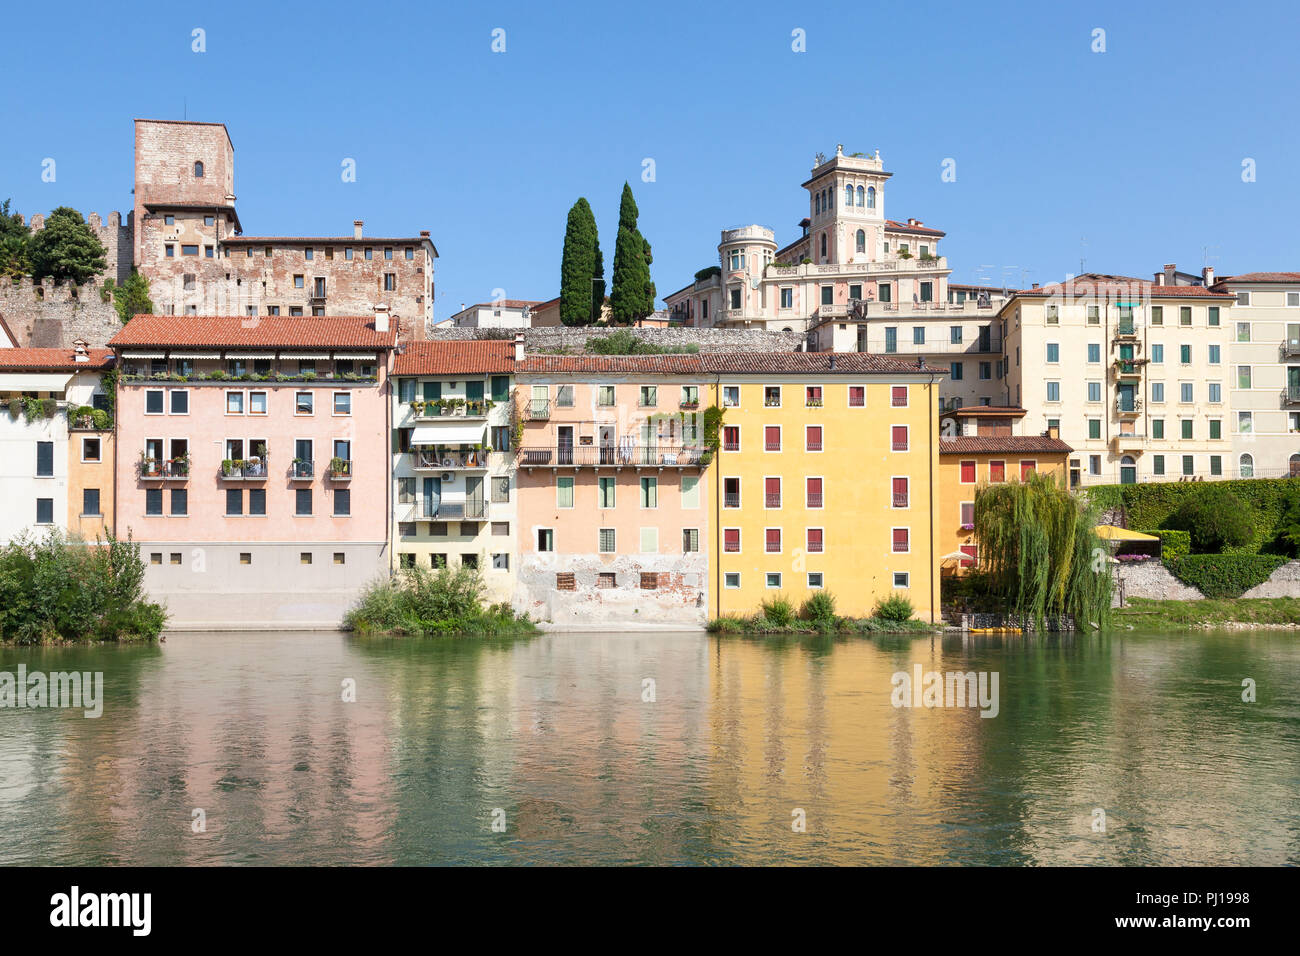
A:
[1115,597,1300,629]
[344,564,538,635]
[708,592,939,635]
[0,531,167,644]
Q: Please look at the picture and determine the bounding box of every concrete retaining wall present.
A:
[1116,558,1300,603]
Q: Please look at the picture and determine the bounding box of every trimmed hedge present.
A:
[1163,554,1288,598]
[1140,529,1189,560]
[1086,478,1300,554]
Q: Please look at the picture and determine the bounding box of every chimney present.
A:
[419,230,430,239]
[1047,424,1060,440]
[73,340,88,363]
[1155,273,1165,286]
[513,331,525,363]
[353,220,364,239]
[1164,263,1177,285]
[1031,282,1040,290]
[373,304,390,334]
[1202,266,1215,286]
[828,354,836,370]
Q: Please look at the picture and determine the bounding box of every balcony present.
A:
[1111,433,1147,452]
[523,399,550,421]
[327,458,353,480]
[1282,386,1300,405]
[806,437,823,452]
[765,494,782,508]
[1112,359,1146,379]
[1284,340,1300,358]
[220,458,269,480]
[409,400,493,420]
[807,493,823,508]
[427,500,488,521]
[893,493,909,508]
[518,444,706,468]
[1113,324,1139,341]
[140,457,190,480]
[413,448,489,470]
[289,459,314,479]
[1115,397,1143,417]
[891,439,909,451]
[724,493,741,508]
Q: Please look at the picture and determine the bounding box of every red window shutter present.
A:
[807,528,823,552]
[765,477,780,495]
[990,460,1005,482]
[806,425,822,451]
[849,386,865,407]
[891,385,907,407]
[960,459,975,483]
[766,528,781,552]
[1021,460,1036,479]
[892,476,908,507]
[765,426,781,451]
[892,528,909,552]
[724,528,739,552]
[892,425,908,451]
[960,544,977,568]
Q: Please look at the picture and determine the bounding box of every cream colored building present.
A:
[1000,272,1235,487]
[1208,272,1300,479]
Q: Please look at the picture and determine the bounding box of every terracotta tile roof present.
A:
[700,352,947,375]
[518,354,705,375]
[1012,274,1233,299]
[885,219,946,237]
[394,340,515,375]
[943,405,1027,417]
[939,435,1073,455]
[108,315,397,349]
[455,300,542,311]
[0,347,114,371]
[221,235,432,246]
[1214,272,1300,285]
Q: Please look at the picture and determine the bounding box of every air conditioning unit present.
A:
[441,472,454,482]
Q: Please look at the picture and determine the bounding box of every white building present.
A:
[449,300,542,329]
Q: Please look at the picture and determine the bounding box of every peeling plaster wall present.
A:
[516,553,708,626]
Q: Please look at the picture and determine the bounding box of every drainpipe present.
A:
[385,358,393,576]
[929,371,937,624]
[713,374,721,620]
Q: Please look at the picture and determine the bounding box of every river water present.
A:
[0,629,1296,865]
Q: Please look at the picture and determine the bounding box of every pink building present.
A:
[514,355,711,625]
[109,312,397,628]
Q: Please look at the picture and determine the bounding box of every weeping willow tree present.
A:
[973,471,1111,628]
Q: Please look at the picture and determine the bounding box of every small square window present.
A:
[169,553,182,566]
[150,553,163,565]
[556,572,576,591]
[807,572,824,589]
[239,553,252,565]
[300,552,313,565]
[765,572,782,588]
[893,572,910,589]
[597,572,617,589]
[724,572,741,589]
[639,572,659,590]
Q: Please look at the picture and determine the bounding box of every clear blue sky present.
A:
[2,0,1297,317]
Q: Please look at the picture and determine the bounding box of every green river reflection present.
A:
[0,630,1296,865]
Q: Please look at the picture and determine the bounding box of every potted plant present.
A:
[221,458,237,476]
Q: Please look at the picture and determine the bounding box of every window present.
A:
[226,391,244,415]
[1208,306,1220,326]
[33,441,55,477]
[1046,343,1060,364]
[724,572,741,589]
[1088,419,1102,440]
[1151,344,1164,364]
[805,477,823,509]
[181,244,199,256]
[913,327,926,346]
[634,385,657,408]
[805,425,823,452]
[765,572,783,589]
[333,392,351,415]
[596,571,616,589]
[892,528,909,553]
[1045,304,1059,324]
[1152,419,1165,439]
[1152,382,1165,403]
[765,426,781,452]
[1046,381,1060,402]
[950,362,963,381]
[1020,460,1036,480]
[334,489,351,516]
[1237,322,1251,343]
[682,528,700,553]
[765,476,781,509]
[170,488,187,516]
[239,553,252,565]
[1182,455,1195,477]
[1240,454,1254,478]
[723,528,740,553]
[960,460,976,484]
[764,386,781,407]
[295,488,312,516]
[598,528,616,553]
[640,476,658,508]
[79,488,100,517]
[296,392,314,414]
[596,385,616,407]
[891,385,907,407]
[1210,419,1222,440]
[145,390,164,415]
[765,528,782,553]
[1179,306,1192,326]
[681,474,700,509]
[779,288,793,309]
[1153,455,1165,476]
[891,425,908,452]
[722,425,740,452]
[989,460,1006,483]
[1238,366,1252,389]
[1238,411,1253,434]
[722,386,740,407]
[849,386,865,407]
[225,488,243,516]
[1087,343,1100,364]
[806,528,824,553]
[597,477,615,509]
[164,244,174,258]
[249,488,266,516]
[1150,306,1163,326]
[1088,381,1101,403]
[556,476,575,509]
[1208,344,1221,365]
[640,528,658,553]
[193,161,204,177]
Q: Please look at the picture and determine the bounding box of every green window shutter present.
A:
[423,381,442,401]
[466,380,485,402]
[491,376,509,402]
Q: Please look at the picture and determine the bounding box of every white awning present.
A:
[0,372,73,392]
[333,352,378,361]
[169,351,222,359]
[121,351,166,359]
[279,352,332,361]
[226,352,278,359]
[411,423,486,445]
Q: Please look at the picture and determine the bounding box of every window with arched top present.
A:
[820,233,828,260]
[845,185,854,206]
[1290,454,1300,477]
[866,185,876,208]
[814,192,821,215]
[856,230,866,253]
[1240,453,1255,478]
[194,161,204,178]
[856,185,865,207]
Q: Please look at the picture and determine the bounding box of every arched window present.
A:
[845,184,854,206]
[1120,455,1137,485]
[819,233,827,260]
[1291,453,1300,478]
[1240,454,1255,478]
[856,185,865,207]
[814,192,821,215]
[855,230,866,254]
[194,161,204,178]
[866,185,876,209]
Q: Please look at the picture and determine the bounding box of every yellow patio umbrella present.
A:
[1093,525,1159,541]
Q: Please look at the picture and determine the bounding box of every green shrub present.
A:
[759,594,796,628]
[799,590,837,623]
[873,593,915,622]
[1140,529,1190,561]
[344,563,537,635]
[1163,554,1288,599]
[585,329,698,355]
[1164,485,1255,553]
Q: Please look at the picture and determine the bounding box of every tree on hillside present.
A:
[0,199,30,278]
[27,206,106,285]
[113,268,154,324]
[559,198,605,326]
[609,183,655,324]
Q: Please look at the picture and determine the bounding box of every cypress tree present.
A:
[113,268,154,324]
[609,183,655,324]
[559,198,604,326]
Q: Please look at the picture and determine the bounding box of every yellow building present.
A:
[937,432,1072,573]
[702,353,945,622]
